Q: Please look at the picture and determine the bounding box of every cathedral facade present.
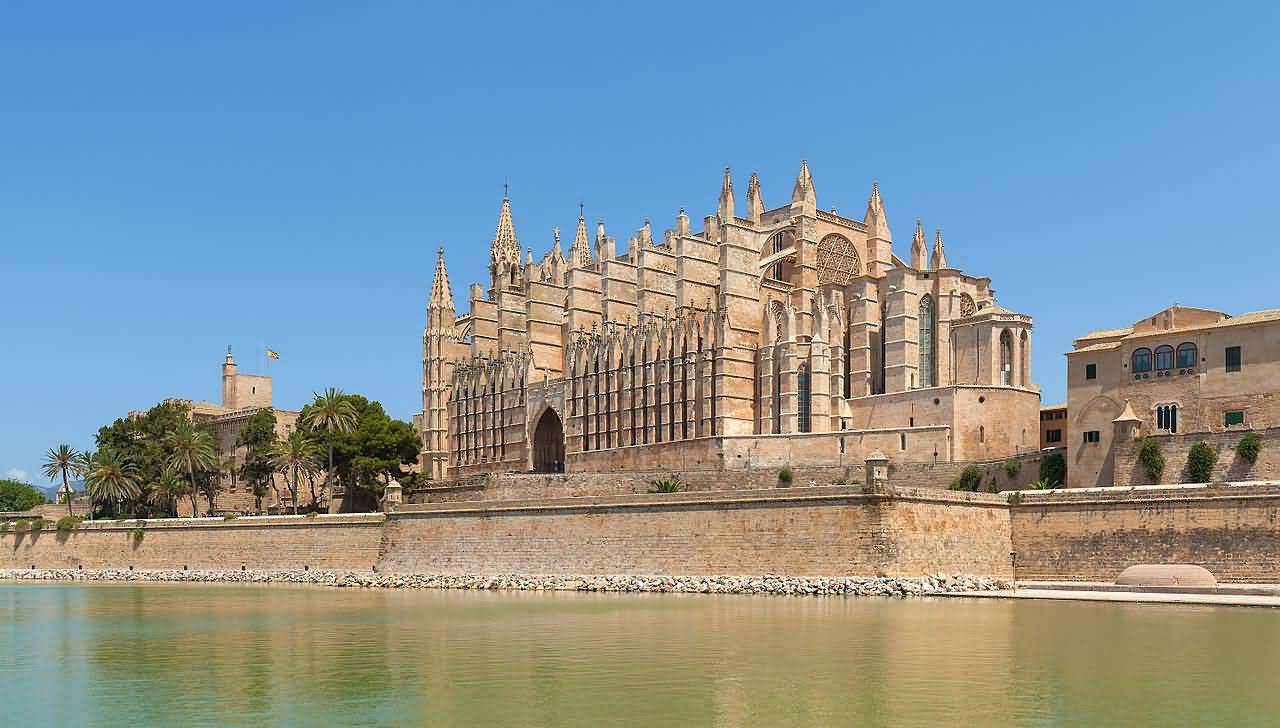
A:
[416,163,1038,480]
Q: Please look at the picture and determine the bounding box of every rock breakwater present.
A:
[0,569,1007,596]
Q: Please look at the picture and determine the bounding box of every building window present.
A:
[1045,429,1062,443]
[1225,346,1242,373]
[918,294,935,387]
[1131,348,1152,373]
[1225,410,1245,427]
[1154,345,1173,372]
[999,330,1013,385]
[1085,363,1097,380]
[769,232,786,282]
[1177,342,1197,369]
[1156,404,1178,433]
[797,364,811,433]
[1083,430,1100,444]
[900,433,907,450]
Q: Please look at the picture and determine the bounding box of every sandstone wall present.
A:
[378,487,1013,578]
[1113,427,1279,486]
[0,514,383,571]
[1010,484,1280,582]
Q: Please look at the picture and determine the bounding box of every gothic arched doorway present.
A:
[532,408,566,473]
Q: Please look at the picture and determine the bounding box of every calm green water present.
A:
[1,583,1278,727]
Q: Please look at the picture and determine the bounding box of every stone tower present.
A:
[221,347,237,408]
[421,248,458,480]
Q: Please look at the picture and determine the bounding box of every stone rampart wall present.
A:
[0,514,383,571]
[1114,427,1280,486]
[379,487,1013,578]
[1010,483,1280,582]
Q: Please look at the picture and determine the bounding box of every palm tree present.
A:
[270,429,322,515]
[300,388,356,512]
[73,450,96,520]
[85,449,141,514]
[41,444,81,517]
[150,469,189,517]
[164,421,219,517]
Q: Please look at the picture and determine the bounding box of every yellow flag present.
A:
[266,348,280,360]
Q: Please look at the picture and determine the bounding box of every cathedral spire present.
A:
[429,247,456,315]
[910,218,927,270]
[746,171,764,224]
[718,166,735,221]
[790,159,816,209]
[490,192,520,266]
[931,227,948,270]
[863,180,890,241]
[568,204,592,268]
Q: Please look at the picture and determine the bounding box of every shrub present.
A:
[833,476,848,485]
[0,521,9,533]
[1004,459,1021,480]
[950,465,983,492]
[56,516,82,533]
[1028,478,1058,490]
[223,513,239,520]
[649,477,685,494]
[29,517,45,532]
[1139,438,1165,482]
[1238,432,1262,465]
[14,519,30,532]
[305,511,319,518]
[1038,452,1067,488]
[130,527,145,543]
[777,466,794,485]
[984,478,999,493]
[1187,442,1218,483]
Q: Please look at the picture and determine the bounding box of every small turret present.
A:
[675,208,690,236]
[489,190,521,289]
[746,172,764,224]
[221,346,237,408]
[931,227,948,270]
[717,166,735,221]
[568,204,592,268]
[910,218,927,270]
[790,159,816,212]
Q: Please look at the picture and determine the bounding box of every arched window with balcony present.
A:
[918,294,935,388]
[1132,348,1152,373]
[1177,342,1198,369]
[1155,345,1174,372]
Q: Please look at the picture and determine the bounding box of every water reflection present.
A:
[2,584,1278,727]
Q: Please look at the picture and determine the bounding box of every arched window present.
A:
[797,364,811,433]
[918,295,935,388]
[1000,330,1013,385]
[1132,348,1152,373]
[771,346,782,434]
[1020,330,1030,386]
[769,232,786,282]
[1155,345,1174,371]
[1177,342,1198,369]
[1156,404,1179,433]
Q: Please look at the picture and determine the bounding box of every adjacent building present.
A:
[1066,306,1280,487]
[417,163,1040,479]
[1039,403,1067,450]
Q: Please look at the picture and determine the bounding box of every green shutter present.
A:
[1225,346,1241,372]
[1225,411,1245,427]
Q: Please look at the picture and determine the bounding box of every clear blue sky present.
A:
[3,2,1278,486]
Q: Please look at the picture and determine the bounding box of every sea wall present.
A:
[1009,483,1280,582]
[0,514,384,571]
[378,487,1013,578]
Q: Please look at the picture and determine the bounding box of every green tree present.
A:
[270,429,322,514]
[149,469,189,517]
[299,388,358,511]
[41,444,81,517]
[299,394,421,511]
[73,451,96,520]
[236,409,277,513]
[164,420,219,517]
[0,479,45,512]
[1139,438,1165,482]
[85,449,141,513]
[1038,452,1067,487]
